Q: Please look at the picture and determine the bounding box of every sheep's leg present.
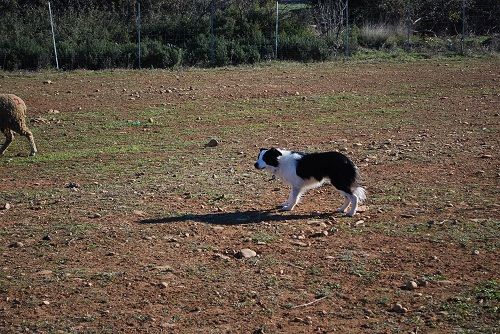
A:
[25,130,37,156]
[0,129,13,155]
[14,126,37,156]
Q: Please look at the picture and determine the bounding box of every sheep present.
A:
[0,94,37,156]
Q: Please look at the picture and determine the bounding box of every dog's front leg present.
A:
[280,188,294,209]
[281,187,301,211]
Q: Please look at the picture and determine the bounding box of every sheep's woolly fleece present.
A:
[0,93,37,156]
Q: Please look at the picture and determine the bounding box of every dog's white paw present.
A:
[280,204,294,211]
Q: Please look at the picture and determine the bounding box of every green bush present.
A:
[141,39,182,68]
[9,37,50,70]
[279,34,330,61]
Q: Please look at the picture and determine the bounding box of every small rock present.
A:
[42,235,52,241]
[354,220,365,227]
[291,241,309,247]
[214,253,231,261]
[253,328,265,334]
[9,241,24,248]
[480,154,493,159]
[390,303,408,314]
[356,205,368,213]
[65,182,80,189]
[404,280,418,290]
[310,231,328,238]
[236,248,257,259]
[43,80,53,85]
[158,282,168,289]
[90,213,101,219]
[36,270,53,276]
[1,203,11,210]
[133,210,146,217]
[205,138,219,147]
[41,300,50,305]
[416,279,428,287]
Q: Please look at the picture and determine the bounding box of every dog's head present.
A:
[254,148,282,171]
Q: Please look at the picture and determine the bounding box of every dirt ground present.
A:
[0,58,499,334]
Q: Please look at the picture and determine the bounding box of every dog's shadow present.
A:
[138,209,333,226]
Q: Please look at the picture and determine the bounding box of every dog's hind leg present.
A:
[346,194,359,217]
[337,191,351,213]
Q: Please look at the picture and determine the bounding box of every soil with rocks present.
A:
[0,58,498,333]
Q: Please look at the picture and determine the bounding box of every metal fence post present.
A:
[210,0,215,65]
[345,0,349,59]
[461,0,466,54]
[136,1,141,69]
[275,1,279,59]
[48,1,59,70]
[405,2,411,51]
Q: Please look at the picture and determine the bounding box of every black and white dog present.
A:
[254,148,366,216]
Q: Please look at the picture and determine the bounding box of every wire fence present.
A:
[0,0,498,71]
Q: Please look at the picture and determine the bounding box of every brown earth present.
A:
[0,58,499,333]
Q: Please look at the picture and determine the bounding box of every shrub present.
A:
[359,24,405,49]
[279,34,330,61]
[141,39,182,69]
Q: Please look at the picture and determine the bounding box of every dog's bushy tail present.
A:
[353,186,366,203]
[352,166,366,203]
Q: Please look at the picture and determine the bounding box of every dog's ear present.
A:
[263,148,282,167]
[268,147,282,156]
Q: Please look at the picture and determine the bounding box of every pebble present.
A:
[236,248,257,259]
[390,303,408,314]
[310,231,328,238]
[291,241,309,247]
[214,253,231,261]
[417,279,429,287]
[354,220,365,227]
[158,282,168,289]
[205,139,219,147]
[36,270,53,276]
[9,241,24,248]
[1,203,10,210]
[133,210,146,217]
[65,182,80,189]
[405,280,418,290]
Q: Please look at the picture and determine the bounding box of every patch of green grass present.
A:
[307,265,323,276]
[250,232,277,244]
[55,223,96,238]
[475,280,499,302]
[91,271,123,285]
[315,282,341,298]
[349,265,379,283]
[438,280,499,332]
